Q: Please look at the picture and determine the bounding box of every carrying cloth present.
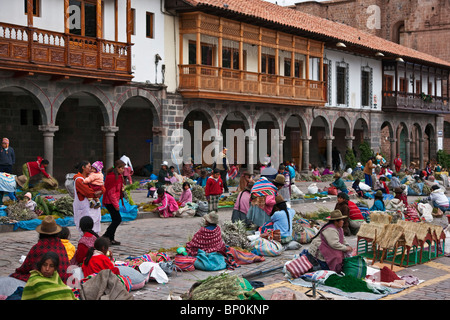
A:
[251,177,278,197]
[0,172,16,192]
[79,269,134,300]
[193,249,227,271]
[73,176,101,238]
[342,255,367,279]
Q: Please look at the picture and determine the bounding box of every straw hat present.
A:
[15,175,27,188]
[334,172,341,178]
[272,174,286,186]
[203,211,219,225]
[35,216,62,235]
[326,209,347,221]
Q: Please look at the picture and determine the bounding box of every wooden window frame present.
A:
[261,54,275,75]
[361,70,371,107]
[222,47,245,70]
[24,0,40,17]
[336,65,347,105]
[130,8,135,36]
[284,58,303,78]
[188,41,216,66]
[146,12,154,39]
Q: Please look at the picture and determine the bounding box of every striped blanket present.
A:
[21,270,77,300]
[251,177,278,197]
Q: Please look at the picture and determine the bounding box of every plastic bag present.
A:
[307,183,318,194]
[138,261,169,283]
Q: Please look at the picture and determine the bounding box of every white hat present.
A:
[357,162,362,167]
[161,161,169,167]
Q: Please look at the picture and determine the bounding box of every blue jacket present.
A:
[286,165,296,180]
[0,147,15,166]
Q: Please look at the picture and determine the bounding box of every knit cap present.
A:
[92,161,104,172]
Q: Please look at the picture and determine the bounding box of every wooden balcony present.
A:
[0,23,132,83]
[382,92,450,114]
[178,64,325,106]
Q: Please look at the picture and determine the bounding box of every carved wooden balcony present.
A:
[178,64,325,106]
[0,23,132,83]
[382,91,450,114]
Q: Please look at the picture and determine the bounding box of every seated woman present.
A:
[9,216,70,284]
[352,179,368,199]
[22,252,77,300]
[394,187,408,206]
[428,184,450,212]
[185,211,226,257]
[370,190,386,211]
[304,210,353,273]
[73,216,100,265]
[81,237,120,277]
[150,187,179,218]
[270,195,295,244]
[330,173,348,193]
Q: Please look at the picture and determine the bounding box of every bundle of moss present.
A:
[185,273,260,300]
[53,196,74,216]
[221,220,252,250]
[191,184,206,202]
[353,170,365,181]
[6,202,38,221]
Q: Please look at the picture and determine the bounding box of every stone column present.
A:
[247,135,257,174]
[278,135,286,167]
[345,136,355,150]
[301,136,311,173]
[390,138,397,167]
[101,126,119,169]
[404,138,411,167]
[38,125,59,175]
[419,138,424,169]
[325,136,334,168]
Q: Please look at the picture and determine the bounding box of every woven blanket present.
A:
[185,226,226,256]
[22,270,77,300]
[251,177,278,197]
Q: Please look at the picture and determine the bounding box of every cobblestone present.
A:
[1,181,450,301]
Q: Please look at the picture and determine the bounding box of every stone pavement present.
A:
[1,180,450,301]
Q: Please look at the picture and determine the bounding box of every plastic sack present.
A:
[307,183,318,195]
[291,184,304,197]
[358,182,371,191]
[0,172,16,193]
[417,203,433,222]
[138,261,169,284]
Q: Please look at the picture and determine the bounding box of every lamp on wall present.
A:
[396,57,404,62]
[336,42,347,48]
[375,52,384,57]
[155,54,162,83]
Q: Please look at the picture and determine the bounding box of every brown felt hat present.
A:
[275,195,286,205]
[35,215,62,235]
[326,209,347,221]
[272,174,286,185]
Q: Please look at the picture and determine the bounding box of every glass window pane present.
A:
[84,3,97,38]
[222,48,231,68]
[69,0,81,36]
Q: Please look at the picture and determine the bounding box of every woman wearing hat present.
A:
[157,161,170,188]
[305,210,353,273]
[427,184,449,212]
[270,195,295,244]
[9,216,70,284]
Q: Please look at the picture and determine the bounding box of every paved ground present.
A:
[1,179,450,301]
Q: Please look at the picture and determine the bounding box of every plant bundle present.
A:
[221,220,252,250]
[188,273,246,300]
[6,202,38,221]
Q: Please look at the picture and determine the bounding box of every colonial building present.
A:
[162,0,450,172]
[0,0,449,183]
[293,0,450,157]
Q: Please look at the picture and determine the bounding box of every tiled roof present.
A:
[183,0,450,68]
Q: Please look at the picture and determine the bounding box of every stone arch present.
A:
[0,81,50,125]
[114,86,162,127]
[52,84,112,126]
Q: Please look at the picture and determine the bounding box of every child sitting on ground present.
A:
[177,182,192,207]
[83,161,104,208]
[23,192,37,211]
[58,227,76,261]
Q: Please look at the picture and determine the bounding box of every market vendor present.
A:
[246,175,284,227]
[21,156,52,190]
[304,210,353,273]
[330,173,348,194]
[185,211,226,256]
[270,195,295,244]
